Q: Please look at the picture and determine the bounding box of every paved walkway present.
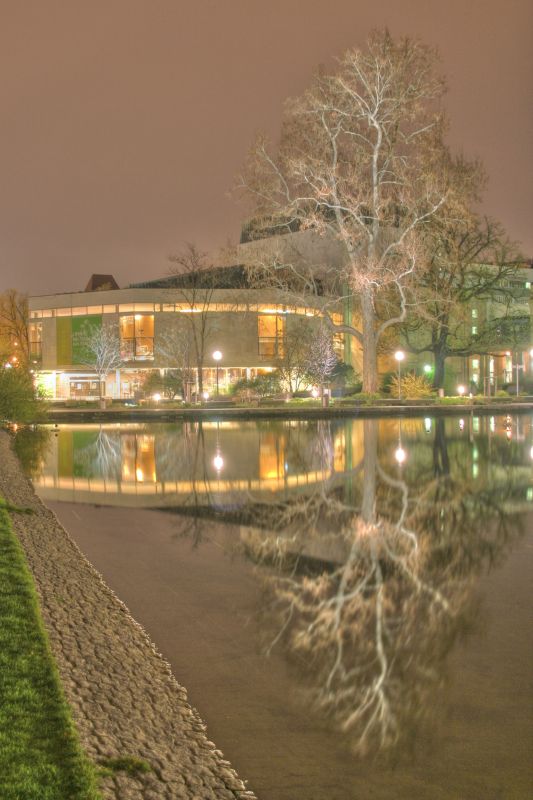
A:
[0,431,256,800]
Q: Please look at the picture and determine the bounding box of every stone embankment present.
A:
[0,431,256,800]
[45,400,533,424]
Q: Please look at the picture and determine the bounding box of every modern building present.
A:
[28,227,533,400]
[29,266,345,400]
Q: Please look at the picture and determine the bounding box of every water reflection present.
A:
[25,415,533,513]
[243,417,527,757]
[19,413,533,762]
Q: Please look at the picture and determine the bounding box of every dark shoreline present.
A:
[43,401,533,424]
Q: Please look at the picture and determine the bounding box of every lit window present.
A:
[258,315,285,358]
[471,308,478,318]
[120,315,154,360]
[471,326,477,335]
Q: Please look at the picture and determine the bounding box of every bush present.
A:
[380,371,396,394]
[0,367,47,423]
[229,373,281,400]
[495,389,510,398]
[389,372,433,399]
[351,391,383,405]
[436,396,469,405]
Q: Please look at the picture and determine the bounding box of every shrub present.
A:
[380,370,396,394]
[351,391,383,405]
[230,373,281,400]
[0,367,47,423]
[389,372,433,399]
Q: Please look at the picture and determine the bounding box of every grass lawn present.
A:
[0,500,101,800]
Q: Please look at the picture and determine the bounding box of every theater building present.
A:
[28,269,346,400]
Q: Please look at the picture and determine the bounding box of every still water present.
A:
[19,414,533,799]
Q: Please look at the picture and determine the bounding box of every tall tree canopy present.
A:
[238,30,469,391]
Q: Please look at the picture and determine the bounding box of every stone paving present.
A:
[0,432,256,800]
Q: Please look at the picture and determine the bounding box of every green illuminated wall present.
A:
[56,315,102,366]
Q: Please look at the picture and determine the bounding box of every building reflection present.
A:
[27,415,533,514]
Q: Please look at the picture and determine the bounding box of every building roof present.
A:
[84,274,120,291]
[129,265,252,290]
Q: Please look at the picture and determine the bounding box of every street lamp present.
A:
[457,385,465,398]
[394,350,405,399]
[213,350,222,396]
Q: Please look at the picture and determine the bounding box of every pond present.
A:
[18,414,533,799]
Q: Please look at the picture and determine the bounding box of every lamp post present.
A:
[394,350,405,400]
[213,350,222,397]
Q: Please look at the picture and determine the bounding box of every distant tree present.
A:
[403,213,522,389]
[0,290,30,366]
[306,323,338,392]
[142,369,184,401]
[168,243,219,395]
[155,325,194,400]
[238,29,454,392]
[229,372,282,401]
[276,319,315,395]
[75,322,122,406]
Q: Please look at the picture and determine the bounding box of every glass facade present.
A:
[119,314,154,360]
[258,314,285,358]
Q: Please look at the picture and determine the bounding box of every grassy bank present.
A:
[0,501,101,800]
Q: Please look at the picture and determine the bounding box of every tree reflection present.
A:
[242,419,524,758]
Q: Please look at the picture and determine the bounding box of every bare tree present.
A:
[276,319,314,395]
[403,213,522,388]
[306,322,338,393]
[0,289,30,366]
[168,243,219,395]
[238,29,456,392]
[75,321,123,406]
[154,324,195,400]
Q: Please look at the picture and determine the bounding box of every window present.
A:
[258,315,285,358]
[471,308,478,319]
[29,322,42,361]
[120,314,154,360]
[471,325,478,335]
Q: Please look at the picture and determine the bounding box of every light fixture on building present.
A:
[213,453,224,471]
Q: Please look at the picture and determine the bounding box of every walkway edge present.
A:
[0,431,257,800]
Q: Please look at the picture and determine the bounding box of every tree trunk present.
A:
[361,288,378,393]
[432,348,446,390]
[433,347,446,389]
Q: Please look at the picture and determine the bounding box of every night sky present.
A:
[1,0,531,295]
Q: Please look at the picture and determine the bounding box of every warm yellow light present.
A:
[457,385,465,396]
[136,468,144,482]
[212,350,222,361]
[213,454,224,471]
[394,446,406,464]
[394,350,405,362]
[152,393,161,402]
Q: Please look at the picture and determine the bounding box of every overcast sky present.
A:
[1,0,532,295]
